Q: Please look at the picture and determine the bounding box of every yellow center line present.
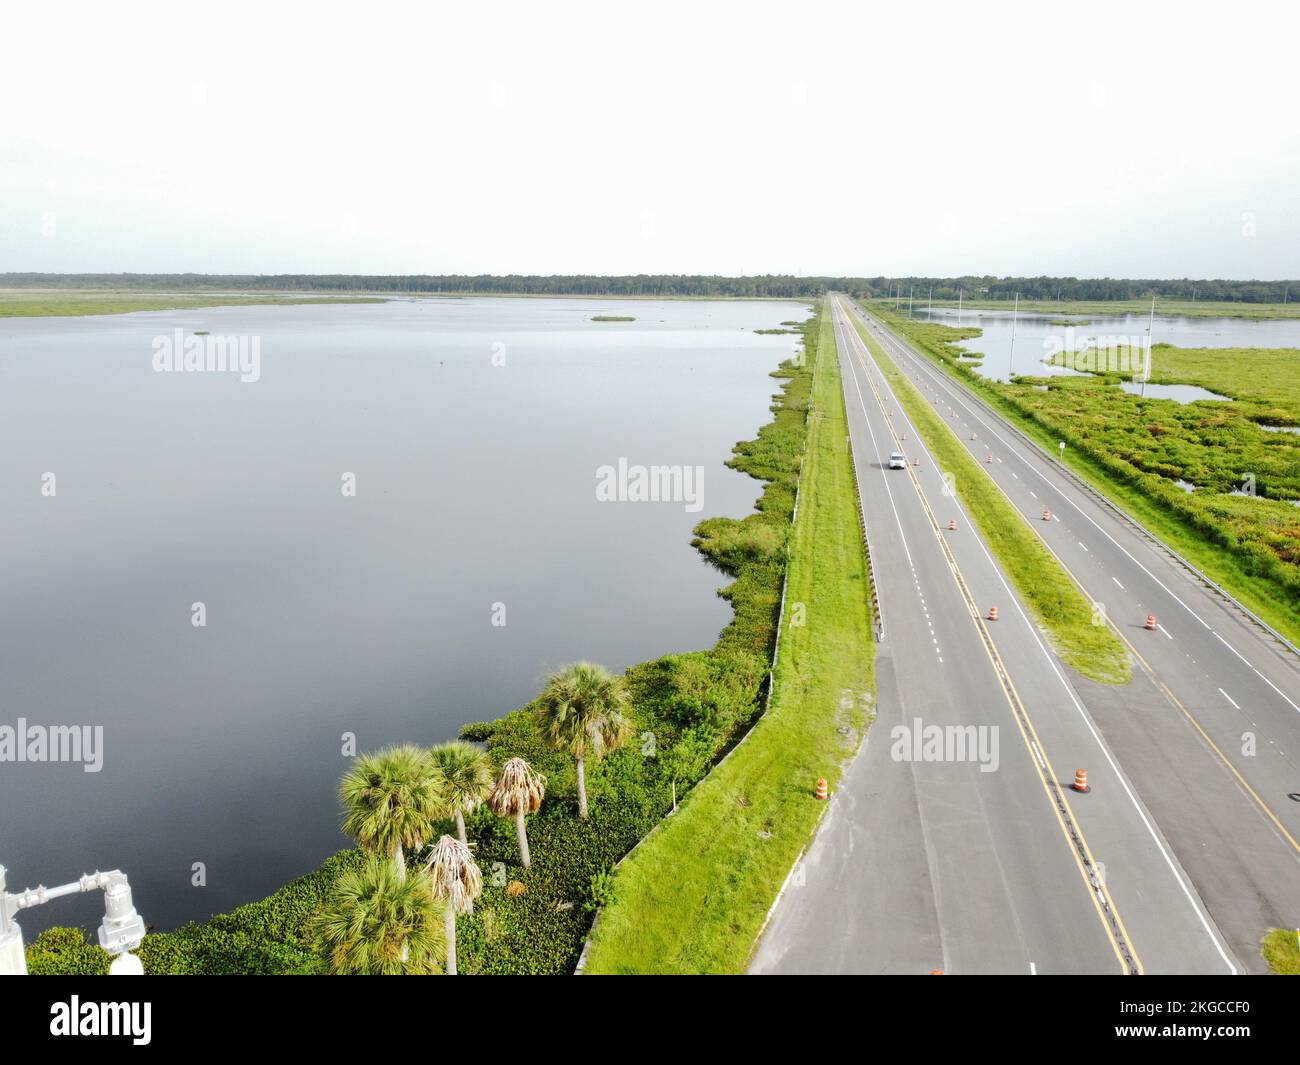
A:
[853,300,1300,861]
[835,297,1140,975]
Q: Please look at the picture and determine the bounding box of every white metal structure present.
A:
[0,864,146,975]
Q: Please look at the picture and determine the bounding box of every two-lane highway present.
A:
[751,298,1235,974]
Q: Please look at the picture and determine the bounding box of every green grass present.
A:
[847,310,1130,685]
[863,300,1300,650]
[1261,928,1300,974]
[924,297,1300,320]
[1145,344,1300,411]
[0,288,386,318]
[581,297,876,973]
[26,303,817,976]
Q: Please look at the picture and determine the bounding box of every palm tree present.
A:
[486,757,546,868]
[428,740,494,846]
[536,662,632,819]
[313,855,445,974]
[339,744,447,879]
[425,834,483,975]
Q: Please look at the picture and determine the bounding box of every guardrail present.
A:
[574,318,816,974]
[833,298,884,641]
[853,299,1300,664]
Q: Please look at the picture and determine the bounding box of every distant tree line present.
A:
[870,276,1296,304]
[3,272,1295,303]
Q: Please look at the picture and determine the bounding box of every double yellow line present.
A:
[853,299,1300,861]
[836,298,1141,974]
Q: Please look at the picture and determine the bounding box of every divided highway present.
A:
[752,298,1237,975]
[843,298,1300,973]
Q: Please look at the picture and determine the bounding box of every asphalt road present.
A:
[751,297,1242,975]
[842,297,1300,972]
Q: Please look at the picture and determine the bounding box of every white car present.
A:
[888,451,906,469]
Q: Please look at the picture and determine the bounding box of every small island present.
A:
[592,315,635,322]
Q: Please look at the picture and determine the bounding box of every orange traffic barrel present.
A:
[1042,509,1051,521]
[986,454,993,464]
[814,778,829,800]
[1145,614,1157,631]
[987,606,999,621]
[1071,769,1090,793]
[970,432,976,441]
[947,519,957,531]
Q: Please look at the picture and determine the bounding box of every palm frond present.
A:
[425,834,484,915]
[486,757,547,816]
[313,856,446,974]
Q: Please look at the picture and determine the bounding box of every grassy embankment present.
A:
[25,307,818,976]
[582,297,876,973]
[863,300,1300,647]
[0,289,386,318]
[1261,929,1300,974]
[846,309,1130,684]
[922,297,1300,321]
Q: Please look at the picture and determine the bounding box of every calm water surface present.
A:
[912,308,1300,383]
[0,296,803,934]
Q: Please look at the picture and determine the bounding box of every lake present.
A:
[911,308,1300,382]
[0,296,803,935]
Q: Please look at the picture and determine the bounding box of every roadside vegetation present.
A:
[582,297,875,973]
[0,289,385,318]
[591,315,635,322]
[847,310,1130,684]
[921,297,1300,321]
[865,300,1300,646]
[26,308,819,976]
[1261,929,1300,974]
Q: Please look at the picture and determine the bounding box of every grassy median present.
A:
[582,297,876,973]
[1262,929,1300,974]
[847,309,1130,685]
[866,301,1300,648]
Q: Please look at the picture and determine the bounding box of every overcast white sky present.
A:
[1,0,1296,279]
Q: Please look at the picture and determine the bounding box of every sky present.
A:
[2,0,1297,280]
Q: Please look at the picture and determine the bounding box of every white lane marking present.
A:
[1252,668,1300,716]
[838,315,914,570]
[854,309,1238,973]
[1113,577,1125,590]
[1029,742,1047,770]
[865,310,1218,634]
[1030,961,1037,975]
[1160,624,1173,640]
[1212,631,1253,669]
[1219,688,1241,710]
[1030,490,1038,499]
[1078,542,1089,551]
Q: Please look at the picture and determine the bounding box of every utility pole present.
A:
[1142,294,1156,398]
[908,286,914,318]
[957,287,963,326]
[928,285,933,317]
[1009,291,1019,376]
